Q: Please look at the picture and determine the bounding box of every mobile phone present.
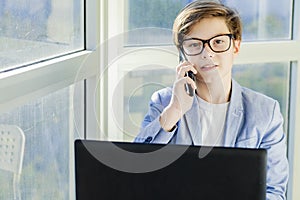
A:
[179,49,195,97]
[185,70,195,96]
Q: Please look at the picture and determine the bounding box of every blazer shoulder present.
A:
[240,86,280,117]
[241,86,277,104]
[150,87,173,107]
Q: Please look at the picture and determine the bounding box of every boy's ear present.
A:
[233,40,241,54]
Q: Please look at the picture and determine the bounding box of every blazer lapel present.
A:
[182,96,202,145]
[222,80,244,147]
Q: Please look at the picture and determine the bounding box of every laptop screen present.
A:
[75,140,267,200]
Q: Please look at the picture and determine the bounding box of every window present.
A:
[0,83,84,199]
[106,0,294,141]
[0,0,99,199]
[0,0,84,71]
[119,66,175,141]
[105,2,300,199]
[0,0,299,199]
[225,0,292,41]
[126,0,292,46]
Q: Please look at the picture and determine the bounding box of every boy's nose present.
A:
[201,43,214,59]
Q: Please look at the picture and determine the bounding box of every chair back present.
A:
[0,125,25,174]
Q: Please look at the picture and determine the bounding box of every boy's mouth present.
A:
[200,64,218,71]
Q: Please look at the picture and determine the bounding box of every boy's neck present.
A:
[196,75,232,104]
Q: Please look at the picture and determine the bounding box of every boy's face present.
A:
[184,17,241,83]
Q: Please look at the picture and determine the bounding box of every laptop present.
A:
[75,139,267,200]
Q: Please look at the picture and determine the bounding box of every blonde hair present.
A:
[173,1,242,48]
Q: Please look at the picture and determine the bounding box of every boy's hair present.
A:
[173,0,242,49]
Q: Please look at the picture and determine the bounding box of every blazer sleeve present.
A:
[260,101,289,200]
[134,88,177,144]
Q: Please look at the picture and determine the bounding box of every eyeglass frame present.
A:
[180,33,234,56]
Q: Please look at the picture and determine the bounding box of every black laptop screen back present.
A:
[75,140,267,200]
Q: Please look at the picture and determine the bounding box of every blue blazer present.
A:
[135,79,289,200]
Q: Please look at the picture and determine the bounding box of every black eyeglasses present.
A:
[181,34,233,56]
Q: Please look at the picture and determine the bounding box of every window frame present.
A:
[287,0,300,199]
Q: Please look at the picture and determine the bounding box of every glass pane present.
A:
[127,0,190,46]
[224,0,292,41]
[0,83,84,199]
[232,62,290,132]
[123,67,175,141]
[0,0,84,71]
[127,0,292,46]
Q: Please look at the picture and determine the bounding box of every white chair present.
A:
[0,125,25,200]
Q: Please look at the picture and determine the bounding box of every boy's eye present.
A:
[214,39,224,44]
[190,42,200,48]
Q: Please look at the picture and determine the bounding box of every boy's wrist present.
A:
[159,106,181,132]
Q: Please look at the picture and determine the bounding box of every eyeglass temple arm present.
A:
[179,47,188,62]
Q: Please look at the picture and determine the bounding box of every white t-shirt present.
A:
[197,96,229,146]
